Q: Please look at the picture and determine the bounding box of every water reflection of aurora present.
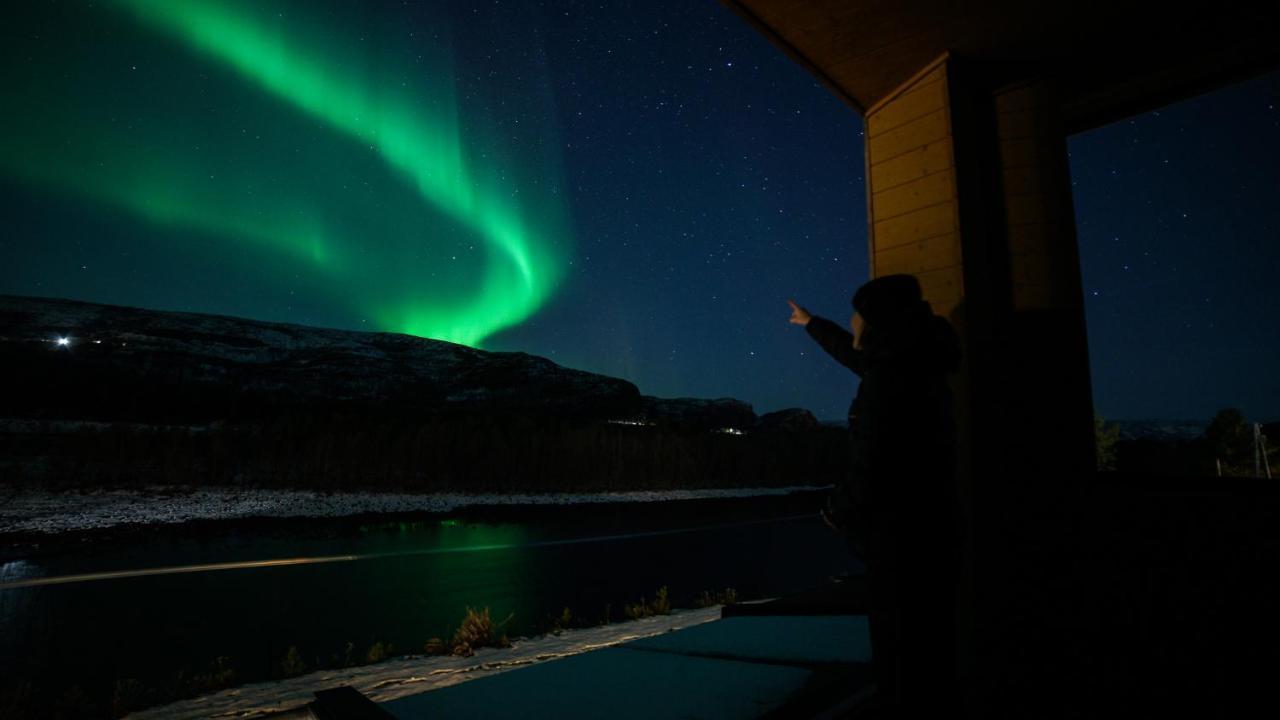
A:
[1,0,571,346]
[0,516,812,590]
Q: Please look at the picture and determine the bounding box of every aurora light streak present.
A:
[0,0,570,346]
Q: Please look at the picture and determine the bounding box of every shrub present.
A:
[623,598,651,620]
[651,586,671,615]
[183,656,236,696]
[112,679,149,719]
[365,642,393,664]
[51,685,93,720]
[342,641,356,668]
[693,588,738,608]
[0,680,34,720]
[624,586,672,619]
[450,607,512,657]
[280,646,307,678]
[551,607,573,634]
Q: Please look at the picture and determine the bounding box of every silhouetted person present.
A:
[788,274,962,717]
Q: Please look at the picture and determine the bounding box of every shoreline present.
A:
[0,485,828,555]
[122,606,728,719]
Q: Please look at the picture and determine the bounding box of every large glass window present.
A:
[1069,70,1280,476]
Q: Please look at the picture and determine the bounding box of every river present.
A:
[0,491,850,716]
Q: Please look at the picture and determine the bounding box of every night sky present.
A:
[1068,73,1280,424]
[2,1,1277,423]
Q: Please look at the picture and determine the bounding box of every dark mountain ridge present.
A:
[0,295,845,491]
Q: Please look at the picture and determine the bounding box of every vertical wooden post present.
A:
[863,55,1096,712]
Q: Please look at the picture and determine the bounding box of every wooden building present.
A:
[723,1,1280,715]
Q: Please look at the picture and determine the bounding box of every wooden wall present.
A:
[865,57,964,316]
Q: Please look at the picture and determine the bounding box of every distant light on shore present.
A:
[608,419,655,427]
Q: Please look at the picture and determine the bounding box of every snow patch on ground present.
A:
[124,607,725,719]
[0,486,825,535]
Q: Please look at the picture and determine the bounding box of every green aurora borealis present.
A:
[1,0,570,346]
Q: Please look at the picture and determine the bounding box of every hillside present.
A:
[0,296,846,492]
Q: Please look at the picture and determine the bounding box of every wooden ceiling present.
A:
[723,0,1279,132]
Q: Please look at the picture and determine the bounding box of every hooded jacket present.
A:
[806,300,961,529]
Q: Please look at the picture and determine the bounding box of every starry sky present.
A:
[1,1,1277,423]
[1069,71,1280,423]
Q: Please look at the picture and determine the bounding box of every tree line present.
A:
[1096,408,1278,477]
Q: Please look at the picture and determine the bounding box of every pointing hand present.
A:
[787,299,811,327]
